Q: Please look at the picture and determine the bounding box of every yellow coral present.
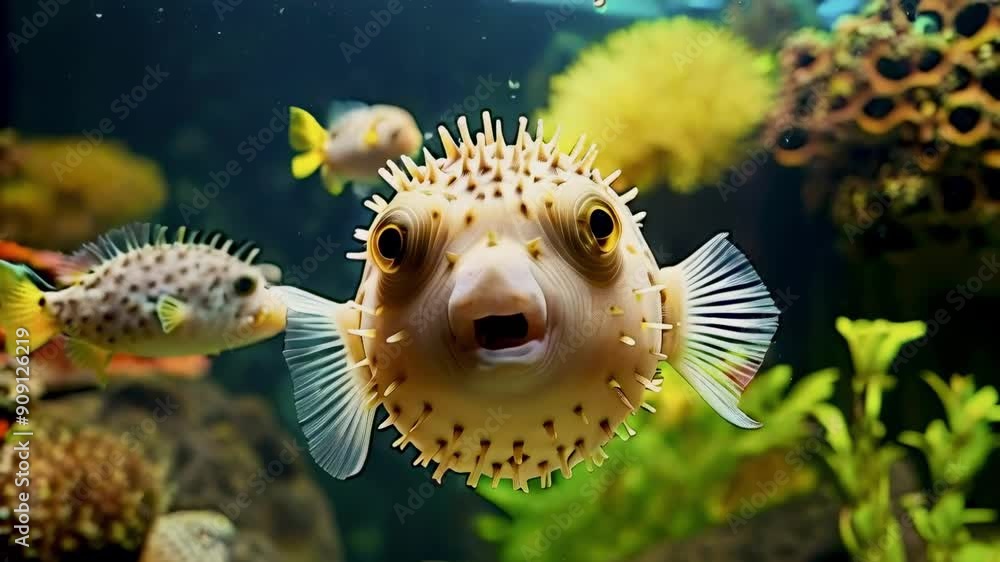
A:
[537,18,775,193]
[0,131,166,250]
[0,424,168,560]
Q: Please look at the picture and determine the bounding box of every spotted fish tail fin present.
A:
[289,106,328,180]
[0,260,60,354]
[659,233,780,429]
[272,285,376,479]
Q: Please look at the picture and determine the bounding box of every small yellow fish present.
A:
[0,224,286,379]
[273,113,780,490]
[288,101,423,196]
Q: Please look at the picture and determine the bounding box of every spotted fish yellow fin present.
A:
[660,233,779,429]
[321,166,346,196]
[288,106,327,152]
[0,260,59,354]
[291,151,325,179]
[289,106,328,181]
[272,285,375,479]
[156,295,189,334]
[65,337,112,386]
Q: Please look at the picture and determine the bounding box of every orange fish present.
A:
[0,241,77,282]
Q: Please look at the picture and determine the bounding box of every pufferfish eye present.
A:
[372,223,407,273]
[581,200,621,254]
[233,275,257,297]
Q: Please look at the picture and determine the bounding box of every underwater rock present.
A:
[0,424,169,561]
[537,17,775,193]
[629,461,926,562]
[0,130,166,251]
[138,511,235,562]
[629,494,842,562]
[24,377,344,562]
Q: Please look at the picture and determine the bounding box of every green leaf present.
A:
[908,505,935,542]
[474,514,511,542]
[898,430,926,450]
[813,403,852,454]
[962,508,997,525]
[835,317,926,377]
[960,386,1000,432]
[929,492,965,538]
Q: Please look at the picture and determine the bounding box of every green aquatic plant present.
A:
[815,318,1000,562]
[474,364,837,562]
[476,317,1000,562]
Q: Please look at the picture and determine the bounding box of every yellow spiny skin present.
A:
[343,113,670,490]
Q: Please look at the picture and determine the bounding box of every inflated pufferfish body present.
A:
[276,112,779,490]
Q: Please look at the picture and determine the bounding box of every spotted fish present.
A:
[289,101,423,196]
[0,224,286,378]
[273,113,780,490]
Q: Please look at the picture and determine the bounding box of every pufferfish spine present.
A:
[273,112,779,491]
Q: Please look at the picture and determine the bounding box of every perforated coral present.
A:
[766,0,999,257]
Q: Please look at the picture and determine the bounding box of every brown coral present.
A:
[766,0,1000,258]
[37,377,345,562]
[0,131,166,250]
[0,424,168,561]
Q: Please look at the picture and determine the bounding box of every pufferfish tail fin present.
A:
[660,233,779,429]
[0,260,60,355]
[272,285,376,479]
[289,106,328,180]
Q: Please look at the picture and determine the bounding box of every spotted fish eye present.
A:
[372,222,408,273]
[233,275,257,297]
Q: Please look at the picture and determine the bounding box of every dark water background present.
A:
[5,1,999,561]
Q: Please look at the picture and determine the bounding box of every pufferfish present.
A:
[0,224,286,377]
[289,101,423,196]
[275,112,780,491]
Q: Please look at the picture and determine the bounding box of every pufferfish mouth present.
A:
[447,247,549,367]
[474,313,531,350]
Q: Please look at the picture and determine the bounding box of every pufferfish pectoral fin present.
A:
[271,285,376,480]
[661,233,780,429]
